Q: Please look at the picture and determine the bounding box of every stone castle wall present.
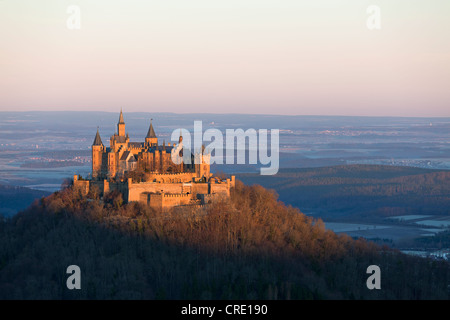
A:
[144,172,198,183]
[74,173,235,210]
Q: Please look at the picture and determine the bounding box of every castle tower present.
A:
[161,140,167,172]
[145,119,158,147]
[154,147,160,172]
[118,108,126,137]
[108,152,117,178]
[201,145,211,178]
[195,145,210,179]
[92,127,104,179]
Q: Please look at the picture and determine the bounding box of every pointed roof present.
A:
[118,108,125,124]
[93,128,103,146]
[120,150,131,161]
[146,119,157,138]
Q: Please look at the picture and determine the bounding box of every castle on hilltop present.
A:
[74,110,235,210]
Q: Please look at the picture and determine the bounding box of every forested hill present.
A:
[0,181,448,299]
[237,165,450,220]
[0,184,50,217]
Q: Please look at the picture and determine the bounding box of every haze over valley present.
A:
[1,111,449,254]
[1,111,449,193]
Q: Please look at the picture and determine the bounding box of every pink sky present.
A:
[1,1,449,116]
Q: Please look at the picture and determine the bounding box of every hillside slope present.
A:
[0,184,50,217]
[237,165,450,220]
[0,181,448,299]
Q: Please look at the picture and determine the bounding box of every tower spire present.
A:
[118,108,125,124]
[92,127,103,146]
[117,109,126,136]
[146,118,157,138]
[145,118,158,147]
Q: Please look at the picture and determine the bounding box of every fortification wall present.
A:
[146,192,192,210]
[128,182,186,202]
[210,183,231,196]
[162,193,192,208]
[198,193,228,204]
[85,179,129,200]
[74,172,235,210]
[144,172,197,183]
[191,183,209,195]
[73,176,90,196]
[147,193,162,210]
[127,179,232,204]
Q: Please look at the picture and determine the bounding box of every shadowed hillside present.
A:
[237,165,450,220]
[0,181,448,299]
[0,184,50,217]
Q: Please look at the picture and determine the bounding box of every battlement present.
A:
[152,172,189,176]
[161,193,191,198]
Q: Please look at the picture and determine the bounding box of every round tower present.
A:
[145,119,158,147]
[92,127,104,179]
[118,108,126,137]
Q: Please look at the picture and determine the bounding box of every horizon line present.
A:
[0,110,450,119]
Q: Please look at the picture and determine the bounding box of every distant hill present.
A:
[0,184,51,217]
[0,182,448,299]
[20,160,85,169]
[237,165,450,220]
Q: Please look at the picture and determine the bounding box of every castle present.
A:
[74,110,235,210]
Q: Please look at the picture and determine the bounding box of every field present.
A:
[238,165,450,247]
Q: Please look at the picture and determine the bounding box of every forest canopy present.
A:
[0,180,448,299]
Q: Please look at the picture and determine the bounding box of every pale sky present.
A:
[1,0,449,116]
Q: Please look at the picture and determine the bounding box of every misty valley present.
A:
[0,112,449,257]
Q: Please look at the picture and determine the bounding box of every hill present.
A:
[237,165,450,220]
[0,181,448,299]
[0,184,51,217]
